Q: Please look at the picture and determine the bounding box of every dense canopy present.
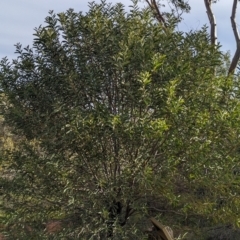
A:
[1,1,240,239]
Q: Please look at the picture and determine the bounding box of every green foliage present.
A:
[0,1,240,239]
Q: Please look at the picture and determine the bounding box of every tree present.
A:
[1,1,240,239]
[144,0,240,75]
[202,0,240,75]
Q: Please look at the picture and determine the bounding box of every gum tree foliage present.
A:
[1,1,240,239]
[143,0,191,27]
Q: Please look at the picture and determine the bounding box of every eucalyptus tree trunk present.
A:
[204,0,240,75]
[228,0,240,74]
[144,0,240,75]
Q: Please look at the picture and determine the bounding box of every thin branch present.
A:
[204,0,217,46]
[229,0,240,75]
[145,0,167,29]
[171,1,184,22]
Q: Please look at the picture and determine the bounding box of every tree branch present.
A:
[145,0,167,28]
[229,0,240,75]
[204,0,217,46]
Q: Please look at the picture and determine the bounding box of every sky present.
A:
[0,0,238,61]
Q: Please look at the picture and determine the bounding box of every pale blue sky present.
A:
[0,0,238,60]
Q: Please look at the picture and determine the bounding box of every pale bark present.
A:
[204,0,217,46]
[204,0,240,75]
[145,0,240,75]
[229,0,240,75]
